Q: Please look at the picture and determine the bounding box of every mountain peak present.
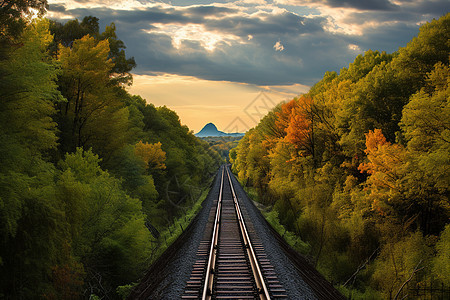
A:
[203,123,218,130]
[195,122,244,138]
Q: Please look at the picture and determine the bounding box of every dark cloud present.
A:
[400,0,450,16]
[292,0,398,11]
[202,11,325,42]
[184,5,237,17]
[122,23,353,85]
[48,4,66,12]
[322,0,398,11]
[351,22,421,53]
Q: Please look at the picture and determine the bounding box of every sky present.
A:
[47,0,449,133]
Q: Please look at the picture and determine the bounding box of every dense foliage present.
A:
[202,136,242,162]
[231,14,449,299]
[0,11,221,299]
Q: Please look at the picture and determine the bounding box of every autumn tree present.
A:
[358,129,408,217]
[285,96,314,157]
[135,141,166,170]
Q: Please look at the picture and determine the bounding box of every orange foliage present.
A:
[358,129,407,215]
[358,129,404,176]
[275,98,298,132]
[134,141,166,170]
[278,96,314,155]
[362,128,389,156]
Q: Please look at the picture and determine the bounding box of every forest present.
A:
[230,14,449,299]
[202,136,242,162]
[0,2,221,299]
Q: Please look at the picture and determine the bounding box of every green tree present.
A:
[58,148,151,297]
[49,17,136,85]
[57,35,130,160]
[0,0,48,43]
[0,19,59,238]
[399,62,450,234]
[0,19,69,298]
[433,225,450,285]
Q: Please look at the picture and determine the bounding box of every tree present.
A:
[399,62,450,234]
[0,0,48,43]
[49,17,136,85]
[392,13,450,93]
[433,225,450,285]
[372,232,431,299]
[358,129,408,217]
[100,22,136,85]
[0,19,59,238]
[57,148,152,297]
[57,35,129,160]
[49,16,100,49]
[0,20,68,298]
[400,62,450,153]
[285,96,314,157]
[230,14,450,298]
[134,141,166,170]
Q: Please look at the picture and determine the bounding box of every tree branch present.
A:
[343,247,380,287]
[393,260,424,300]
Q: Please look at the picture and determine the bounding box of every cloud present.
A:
[146,23,240,51]
[275,0,398,11]
[47,0,448,86]
[273,41,284,51]
[347,44,360,51]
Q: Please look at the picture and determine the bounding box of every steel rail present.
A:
[201,165,271,299]
[201,166,224,299]
[225,167,271,300]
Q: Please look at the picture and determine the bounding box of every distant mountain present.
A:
[195,123,244,137]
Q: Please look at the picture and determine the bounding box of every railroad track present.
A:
[183,165,287,299]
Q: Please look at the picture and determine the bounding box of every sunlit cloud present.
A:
[273,40,284,51]
[44,9,74,20]
[236,0,268,4]
[347,43,361,51]
[48,0,153,10]
[145,23,242,51]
